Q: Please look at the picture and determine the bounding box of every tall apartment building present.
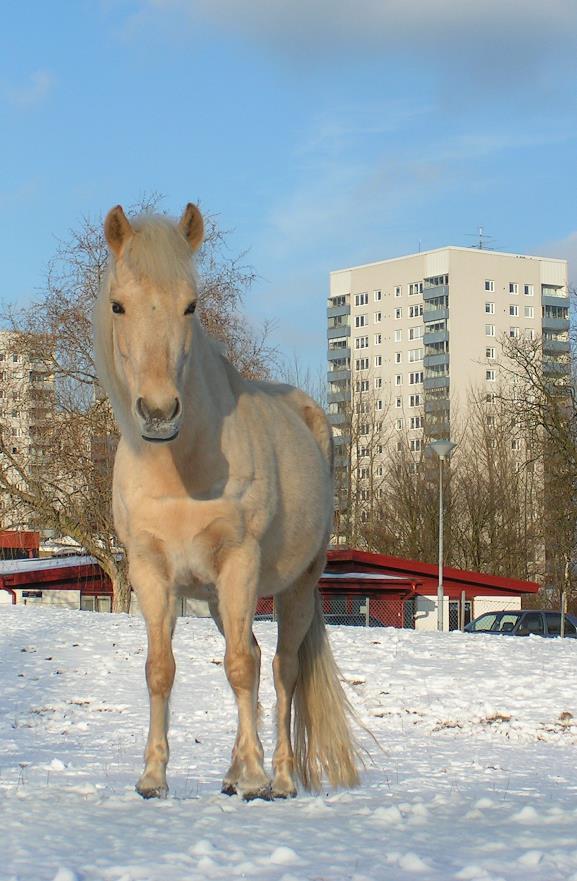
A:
[0,331,55,527]
[327,246,569,451]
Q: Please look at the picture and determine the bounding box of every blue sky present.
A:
[2,1,577,374]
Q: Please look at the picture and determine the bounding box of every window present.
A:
[511,439,520,451]
[374,377,382,389]
[486,392,495,403]
[408,348,423,362]
[525,328,536,341]
[485,280,494,292]
[394,308,402,319]
[485,302,495,314]
[509,282,519,294]
[509,304,519,317]
[355,315,367,327]
[395,374,402,386]
[409,326,423,341]
[395,418,404,430]
[359,446,370,458]
[485,347,495,359]
[509,326,520,338]
[374,311,382,323]
[374,333,382,345]
[395,397,402,408]
[394,286,402,298]
[524,284,534,296]
[355,358,369,370]
[12,354,18,363]
[410,438,421,452]
[355,292,368,306]
[409,394,422,407]
[394,329,402,342]
[376,399,384,411]
[410,416,423,430]
[486,369,496,381]
[485,324,495,337]
[359,425,369,437]
[409,371,423,385]
[355,336,369,349]
[360,467,370,479]
[395,352,402,364]
[374,290,382,302]
[408,281,423,296]
[409,304,423,318]
[356,379,369,392]
[374,355,382,367]
[524,306,534,318]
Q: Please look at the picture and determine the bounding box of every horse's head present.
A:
[102,203,204,444]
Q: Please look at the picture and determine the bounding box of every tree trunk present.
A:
[111,566,131,613]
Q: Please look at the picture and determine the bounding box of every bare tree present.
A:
[0,198,273,611]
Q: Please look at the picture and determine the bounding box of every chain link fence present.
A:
[255,594,415,629]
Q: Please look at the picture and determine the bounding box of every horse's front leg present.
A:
[131,547,177,799]
[217,542,270,800]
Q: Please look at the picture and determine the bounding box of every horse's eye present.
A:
[184,302,197,315]
[111,302,125,315]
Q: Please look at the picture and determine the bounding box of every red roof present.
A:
[327,549,539,597]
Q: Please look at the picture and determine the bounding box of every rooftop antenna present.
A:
[465,226,495,250]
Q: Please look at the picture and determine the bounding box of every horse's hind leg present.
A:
[271,556,322,798]
[215,542,270,800]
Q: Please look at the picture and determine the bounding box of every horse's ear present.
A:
[179,203,204,252]
[104,205,134,257]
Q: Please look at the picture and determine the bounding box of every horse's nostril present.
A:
[170,398,181,421]
[136,397,150,421]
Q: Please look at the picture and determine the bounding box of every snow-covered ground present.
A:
[2,606,577,881]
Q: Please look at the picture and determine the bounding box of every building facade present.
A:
[328,246,569,447]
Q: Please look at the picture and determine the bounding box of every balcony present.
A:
[328,390,350,405]
[328,346,350,360]
[542,339,570,354]
[543,360,571,375]
[542,316,570,333]
[327,325,351,340]
[423,284,449,301]
[423,307,449,324]
[424,376,450,391]
[328,413,346,426]
[423,353,450,370]
[327,304,351,319]
[425,398,450,414]
[327,368,351,382]
[542,293,569,308]
[423,329,449,346]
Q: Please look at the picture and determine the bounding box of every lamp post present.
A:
[430,439,456,632]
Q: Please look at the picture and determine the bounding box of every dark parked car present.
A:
[464,609,577,638]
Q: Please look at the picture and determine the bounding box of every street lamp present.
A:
[429,439,456,632]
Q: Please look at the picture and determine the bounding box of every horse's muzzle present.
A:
[136,396,182,443]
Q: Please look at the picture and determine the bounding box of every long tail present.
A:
[293,590,362,792]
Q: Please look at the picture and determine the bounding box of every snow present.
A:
[2,606,577,881]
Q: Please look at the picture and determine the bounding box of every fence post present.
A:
[365,596,370,627]
[459,591,466,630]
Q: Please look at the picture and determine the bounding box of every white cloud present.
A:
[134,0,577,57]
[0,70,55,107]
[539,232,577,289]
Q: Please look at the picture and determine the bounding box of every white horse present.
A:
[94,203,360,800]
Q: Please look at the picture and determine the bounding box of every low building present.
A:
[1,549,539,630]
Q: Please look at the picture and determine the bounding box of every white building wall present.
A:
[414,594,522,631]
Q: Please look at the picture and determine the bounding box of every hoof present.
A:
[241,783,273,802]
[221,782,237,797]
[136,782,168,800]
[271,787,297,800]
